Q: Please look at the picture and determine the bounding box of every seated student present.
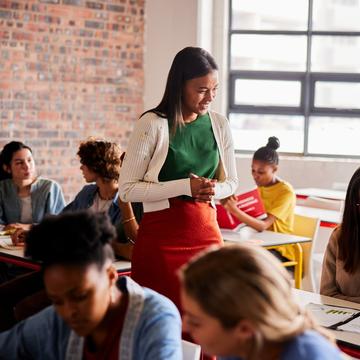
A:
[180,245,343,360]
[0,211,182,359]
[321,167,360,303]
[0,141,65,230]
[11,139,142,259]
[220,136,296,261]
[63,138,142,260]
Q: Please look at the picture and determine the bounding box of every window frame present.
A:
[228,0,360,158]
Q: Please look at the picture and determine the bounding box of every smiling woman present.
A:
[118,46,238,310]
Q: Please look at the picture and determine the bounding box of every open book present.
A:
[306,303,360,334]
[216,188,266,231]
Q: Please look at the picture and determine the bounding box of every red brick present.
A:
[0,0,144,200]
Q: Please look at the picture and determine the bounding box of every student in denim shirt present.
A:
[0,141,65,230]
[180,245,343,360]
[0,211,182,360]
[63,139,142,260]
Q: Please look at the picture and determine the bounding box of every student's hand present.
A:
[190,173,216,202]
[220,195,238,211]
[4,223,32,232]
[11,229,27,246]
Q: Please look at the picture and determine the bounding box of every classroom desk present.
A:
[0,247,132,274]
[295,188,346,201]
[221,227,311,246]
[295,205,341,228]
[293,288,360,348]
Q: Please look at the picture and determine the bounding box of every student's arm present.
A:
[47,181,66,215]
[136,298,182,360]
[221,196,275,231]
[112,200,139,260]
[0,307,68,359]
[320,230,360,302]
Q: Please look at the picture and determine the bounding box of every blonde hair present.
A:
[180,245,334,360]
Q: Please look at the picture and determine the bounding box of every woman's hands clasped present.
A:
[190,173,216,202]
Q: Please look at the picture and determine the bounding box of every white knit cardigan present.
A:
[118,111,238,213]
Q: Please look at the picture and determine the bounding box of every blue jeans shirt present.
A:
[0,277,182,360]
[0,177,65,225]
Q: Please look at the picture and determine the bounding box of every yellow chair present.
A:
[267,214,320,289]
[291,214,320,290]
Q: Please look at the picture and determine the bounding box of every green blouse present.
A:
[158,113,219,181]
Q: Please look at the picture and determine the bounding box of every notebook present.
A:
[216,188,266,231]
[306,303,360,333]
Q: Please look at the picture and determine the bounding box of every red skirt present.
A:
[131,197,223,310]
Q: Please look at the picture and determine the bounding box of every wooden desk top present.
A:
[221,227,311,247]
[293,289,360,346]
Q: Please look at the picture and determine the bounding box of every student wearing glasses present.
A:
[321,167,360,303]
[180,245,343,360]
[0,211,182,359]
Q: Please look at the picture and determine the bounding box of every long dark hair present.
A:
[0,141,32,180]
[143,47,218,135]
[253,136,280,165]
[338,167,360,273]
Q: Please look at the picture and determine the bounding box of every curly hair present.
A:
[25,211,116,269]
[77,138,122,181]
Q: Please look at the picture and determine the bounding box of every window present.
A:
[229,0,360,157]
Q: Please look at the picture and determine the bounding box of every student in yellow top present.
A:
[221,136,296,259]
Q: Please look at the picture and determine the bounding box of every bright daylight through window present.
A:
[229,0,360,157]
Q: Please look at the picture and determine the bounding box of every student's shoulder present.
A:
[283,330,342,359]
[35,177,62,190]
[277,180,294,193]
[142,287,181,321]
[0,179,13,191]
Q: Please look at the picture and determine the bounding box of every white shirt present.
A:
[90,193,112,213]
[20,196,33,223]
[119,111,238,212]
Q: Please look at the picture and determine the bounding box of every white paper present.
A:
[338,315,360,334]
[306,302,359,328]
[0,235,21,250]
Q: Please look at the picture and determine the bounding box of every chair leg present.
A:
[293,243,303,289]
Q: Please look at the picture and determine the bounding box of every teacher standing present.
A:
[119,47,238,309]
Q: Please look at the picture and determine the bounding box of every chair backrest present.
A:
[182,340,201,360]
[292,214,321,292]
[303,196,344,212]
[292,213,320,239]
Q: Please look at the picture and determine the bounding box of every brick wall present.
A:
[0,0,144,202]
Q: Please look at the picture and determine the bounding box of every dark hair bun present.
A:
[266,136,280,150]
